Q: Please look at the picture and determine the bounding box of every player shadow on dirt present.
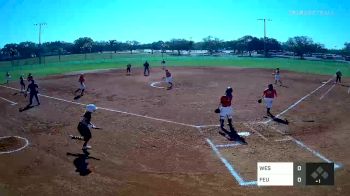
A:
[66,150,100,176]
[18,105,35,112]
[271,116,289,125]
[219,126,247,144]
[73,95,82,100]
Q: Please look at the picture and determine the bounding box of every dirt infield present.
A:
[0,67,349,195]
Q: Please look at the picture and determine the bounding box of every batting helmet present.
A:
[86,104,97,112]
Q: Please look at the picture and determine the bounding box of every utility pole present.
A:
[257,19,271,57]
[34,23,47,64]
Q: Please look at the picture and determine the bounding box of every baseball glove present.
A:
[214,108,220,113]
[257,99,262,103]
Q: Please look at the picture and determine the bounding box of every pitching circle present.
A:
[0,136,29,155]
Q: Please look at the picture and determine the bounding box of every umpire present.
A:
[144,61,150,76]
[26,79,40,106]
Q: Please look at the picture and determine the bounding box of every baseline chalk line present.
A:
[243,123,268,141]
[215,143,242,148]
[0,85,195,128]
[0,96,17,105]
[319,84,336,100]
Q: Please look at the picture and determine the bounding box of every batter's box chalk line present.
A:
[0,136,29,155]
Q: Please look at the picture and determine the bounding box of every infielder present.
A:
[273,68,283,86]
[26,79,40,106]
[217,87,247,144]
[72,104,98,150]
[74,74,86,96]
[126,63,132,75]
[27,73,33,82]
[335,69,342,84]
[262,84,277,117]
[165,69,173,90]
[20,75,25,93]
[144,61,150,76]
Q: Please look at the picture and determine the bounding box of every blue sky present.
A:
[0,0,349,49]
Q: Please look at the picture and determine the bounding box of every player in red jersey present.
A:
[263,84,277,117]
[75,74,86,96]
[218,87,247,144]
[165,69,173,90]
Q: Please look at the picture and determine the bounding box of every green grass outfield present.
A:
[0,53,349,82]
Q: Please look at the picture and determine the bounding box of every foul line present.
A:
[319,84,336,100]
[215,143,241,148]
[0,96,17,105]
[0,136,29,155]
[292,138,341,170]
[264,77,333,124]
[274,136,292,142]
[0,85,195,128]
[243,123,268,141]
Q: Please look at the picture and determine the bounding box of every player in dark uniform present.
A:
[26,79,40,106]
[5,72,11,84]
[20,75,26,93]
[126,63,132,75]
[143,61,150,76]
[71,104,98,150]
[27,73,33,82]
[335,70,342,84]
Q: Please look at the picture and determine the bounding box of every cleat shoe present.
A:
[82,145,91,150]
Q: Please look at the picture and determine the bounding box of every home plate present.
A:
[238,131,250,137]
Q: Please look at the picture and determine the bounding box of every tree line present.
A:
[1,35,349,61]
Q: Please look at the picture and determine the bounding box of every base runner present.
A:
[165,69,173,90]
[262,84,277,117]
[74,74,86,96]
[217,87,247,144]
[71,104,98,150]
[20,75,25,93]
[273,68,283,86]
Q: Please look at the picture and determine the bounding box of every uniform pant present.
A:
[78,122,92,142]
[29,93,40,105]
[144,67,150,76]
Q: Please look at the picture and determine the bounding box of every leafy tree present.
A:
[284,36,316,59]
[202,36,223,55]
[74,37,93,54]
[126,40,139,54]
[17,42,38,58]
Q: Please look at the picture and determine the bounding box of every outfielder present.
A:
[161,60,166,70]
[262,84,277,117]
[273,68,283,86]
[74,74,86,96]
[217,87,247,144]
[5,72,11,84]
[165,69,173,90]
[71,104,98,150]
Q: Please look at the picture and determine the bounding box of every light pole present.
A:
[34,23,47,64]
[257,18,271,57]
